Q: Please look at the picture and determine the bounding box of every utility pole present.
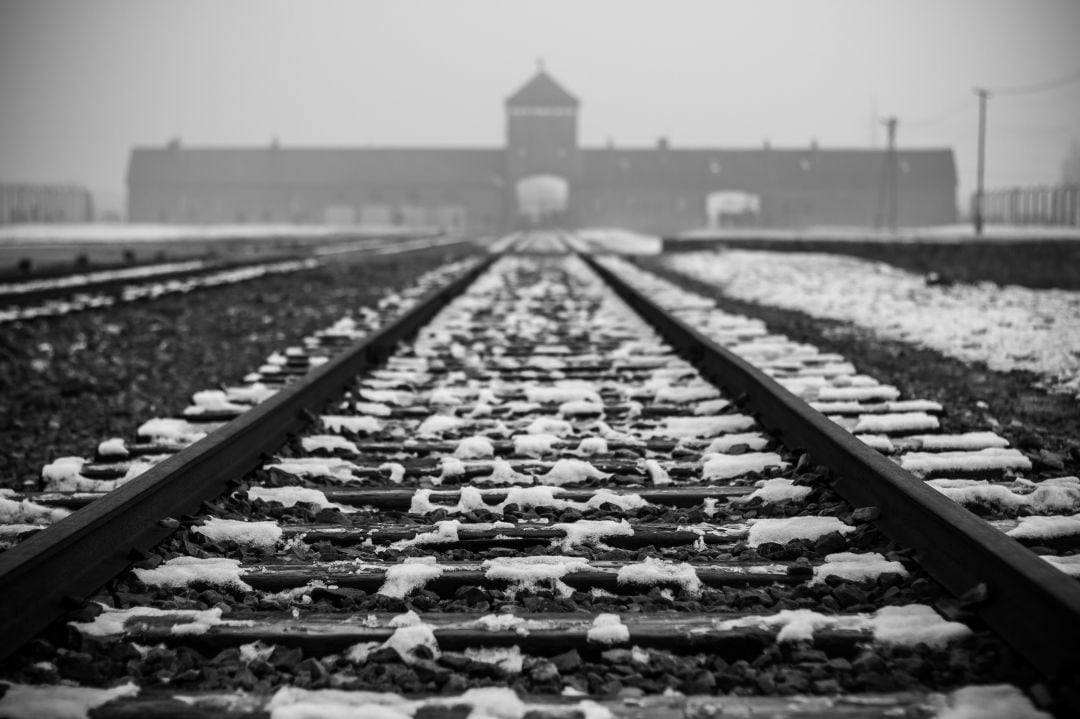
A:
[973,88,990,235]
[875,116,899,231]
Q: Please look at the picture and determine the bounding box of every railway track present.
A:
[0,232,1076,718]
[0,232,471,324]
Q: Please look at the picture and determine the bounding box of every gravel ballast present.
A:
[0,247,480,490]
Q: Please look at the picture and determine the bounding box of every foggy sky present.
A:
[1,0,1078,215]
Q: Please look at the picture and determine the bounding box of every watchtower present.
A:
[504,67,582,228]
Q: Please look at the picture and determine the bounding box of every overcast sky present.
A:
[1,0,1077,213]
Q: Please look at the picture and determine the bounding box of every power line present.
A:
[906,98,975,127]
[992,68,1080,97]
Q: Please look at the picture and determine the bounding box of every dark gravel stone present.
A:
[851,506,881,523]
[600,648,633,664]
[527,659,560,683]
[551,649,583,673]
[1016,433,1043,451]
[366,647,402,664]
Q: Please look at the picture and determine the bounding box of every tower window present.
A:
[710,160,721,174]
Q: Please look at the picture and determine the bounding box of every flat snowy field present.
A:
[0,223,413,245]
[677,225,1080,242]
[662,250,1080,396]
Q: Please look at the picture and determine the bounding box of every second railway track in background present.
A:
[0,231,470,323]
[0,232,1077,718]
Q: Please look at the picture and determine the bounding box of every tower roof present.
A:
[506,70,579,108]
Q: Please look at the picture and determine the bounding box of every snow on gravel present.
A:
[663,250,1080,395]
[0,681,139,719]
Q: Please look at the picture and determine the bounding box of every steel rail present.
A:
[584,253,1080,704]
[0,254,496,661]
[0,232,463,306]
[0,253,304,306]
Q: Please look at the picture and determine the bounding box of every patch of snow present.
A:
[525,386,602,405]
[524,417,575,436]
[320,415,382,435]
[935,684,1051,719]
[693,398,731,415]
[550,519,633,549]
[663,250,1080,397]
[437,457,466,482]
[811,552,908,584]
[616,557,702,596]
[587,613,630,644]
[1041,554,1080,577]
[193,518,282,548]
[900,448,1031,476]
[97,438,129,459]
[483,555,589,597]
[381,616,440,664]
[868,604,972,647]
[703,433,770,453]
[0,681,139,719]
[136,418,208,442]
[301,435,359,454]
[379,462,406,483]
[856,434,895,452]
[719,603,969,647]
[464,645,524,674]
[576,437,609,456]
[355,401,393,417]
[852,413,940,434]
[539,459,609,486]
[928,477,1080,514]
[558,400,605,417]
[225,383,277,404]
[265,457,360,481]
[747,516,855,547]
[0,495,69,525]
[360,389,415,406]
[738,478,811,504]
[428,387,464,406]
[480,459,531,485]
[378,557,444,598]
[41,457,86,485]
[133,556,251,590]
[643,459,672,486]
[901,432,1009,451]
[661,415,756,438]
[816,385,899,402]
[702,452,788,480]
[512,433,561,457]
[454,436,495,459]
[654,385,721,404]
[72,605,230,637]
[1005,514,1080,540]
[247,486,354,512]
[189,390,248,413]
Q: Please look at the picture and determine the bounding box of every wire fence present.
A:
[980,185,1080,227]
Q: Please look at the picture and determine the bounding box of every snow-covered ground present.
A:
[0,223,418,245]
[661,250,1080,396]
[677,225,1080,243]
[575,228,662,254]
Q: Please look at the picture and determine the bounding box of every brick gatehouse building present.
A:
[128,70,956,233]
